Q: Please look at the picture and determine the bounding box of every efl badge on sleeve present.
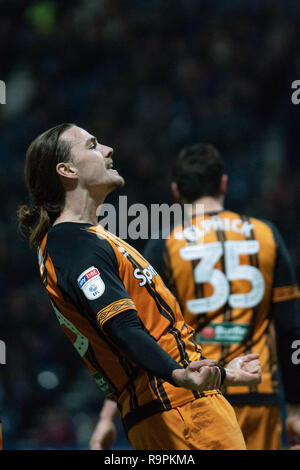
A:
[77,266,105,300]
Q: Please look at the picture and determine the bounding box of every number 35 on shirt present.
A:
[180,240,265,314]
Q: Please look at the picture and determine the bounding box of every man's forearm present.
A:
[99,399,118,422]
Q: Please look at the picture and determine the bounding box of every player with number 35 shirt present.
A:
[143,144,300,450]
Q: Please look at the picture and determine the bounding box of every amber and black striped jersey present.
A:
[143,210,300,406]
[37,222,212,433]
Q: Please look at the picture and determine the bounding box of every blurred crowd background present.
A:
[0,0,300,449]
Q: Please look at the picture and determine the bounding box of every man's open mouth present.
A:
[107,161,119,173]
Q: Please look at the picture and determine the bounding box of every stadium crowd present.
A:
[0,0,300,449]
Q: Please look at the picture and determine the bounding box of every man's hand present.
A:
[89,399,118,450]
[286,404,300,450]
[172,359,221,391]
[224,354,262,387]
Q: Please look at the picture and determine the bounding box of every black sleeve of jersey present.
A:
[49,228,135,326]
[268,221,298,288]
[103,309,183,385]
[265,221,300,403]
[143,238,168,284]
[273,300,300,403]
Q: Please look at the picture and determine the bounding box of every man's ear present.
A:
[220,174,228,196]
[171,182,181,201]
[56,162,78,179]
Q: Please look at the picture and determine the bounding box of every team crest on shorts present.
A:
[77,266,105,300]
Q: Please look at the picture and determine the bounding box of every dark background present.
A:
[0,0,299,449]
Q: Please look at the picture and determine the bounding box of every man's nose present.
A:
[102,145,113,159]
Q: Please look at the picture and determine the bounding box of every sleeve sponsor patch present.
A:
[77,266,105,300]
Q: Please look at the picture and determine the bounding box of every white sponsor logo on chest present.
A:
[134,264,157,286]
